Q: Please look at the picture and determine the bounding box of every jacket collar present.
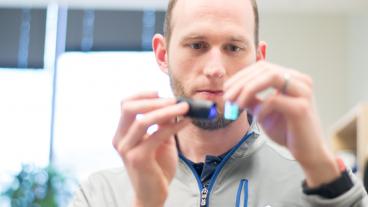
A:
[231,121,266,160]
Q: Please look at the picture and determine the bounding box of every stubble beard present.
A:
[168,72,234,131]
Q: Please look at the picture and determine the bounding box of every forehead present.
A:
[170,0,255,38]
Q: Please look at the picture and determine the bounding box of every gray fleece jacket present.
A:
[70,124,368,207]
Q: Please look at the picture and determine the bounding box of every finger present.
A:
[255,95,317,148]
[224,61,277,91]
[142,118,191,151]
[234,70,312,109]
[244,96,263,115]
[255,95,308,123]
[224,62,259,90]
[120,91,161,128]
[122,98,177,119]
[225,61,298,101]
[224,65,268,102]
[288,70,313,88]
[113,93,175,149]
[225,61,312,98]
[117,91,160,134]
[123,91,159,102]
[117,102,189,154]
[253,62,312,87]
[117,98,177,136]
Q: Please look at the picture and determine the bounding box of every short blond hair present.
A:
[163,0,260,45]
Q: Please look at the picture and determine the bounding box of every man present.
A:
[70,0,368,206]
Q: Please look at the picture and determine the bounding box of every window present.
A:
[53,51,172,179]
[0,7,166,206]
[0,8,46,69]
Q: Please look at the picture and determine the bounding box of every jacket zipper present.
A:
[200,183,209,207]
[179,154,204,206]
[179,132,254,207]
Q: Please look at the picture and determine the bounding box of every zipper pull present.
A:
[200,185,209,207]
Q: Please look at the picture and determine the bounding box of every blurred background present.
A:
[0,0,367,206]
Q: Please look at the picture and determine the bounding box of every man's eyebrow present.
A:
[181,34,207,41]
[228,36,248,43]
[180,34,250,44]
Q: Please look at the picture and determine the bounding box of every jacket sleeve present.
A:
[67,169,133,207]
[68,184,92,207]
[302,171,368,207]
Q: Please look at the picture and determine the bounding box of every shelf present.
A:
[330,103,368,177]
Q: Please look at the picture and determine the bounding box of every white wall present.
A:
[347,13,368,109]
[260,11,368,130]
[260,13,349,128]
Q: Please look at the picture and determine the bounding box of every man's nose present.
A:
[203,49,226,79]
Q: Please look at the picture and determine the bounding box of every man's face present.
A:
[167,0,258,129]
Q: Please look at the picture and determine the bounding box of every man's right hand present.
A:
[112,91,190,207]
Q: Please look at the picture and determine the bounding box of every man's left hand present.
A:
[223,61,340,188]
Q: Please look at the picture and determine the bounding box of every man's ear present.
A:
[152,34,169,74]
[256,41,267,61]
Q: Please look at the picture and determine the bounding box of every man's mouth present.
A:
[196,90,224,100]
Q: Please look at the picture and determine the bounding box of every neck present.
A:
[177,113,250,163]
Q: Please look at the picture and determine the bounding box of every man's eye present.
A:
[190,43,205,50]
[226,45,242,52]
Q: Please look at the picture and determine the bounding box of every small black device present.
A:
[177,97,217,120]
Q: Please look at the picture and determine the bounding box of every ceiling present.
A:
[0,0,367,14]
